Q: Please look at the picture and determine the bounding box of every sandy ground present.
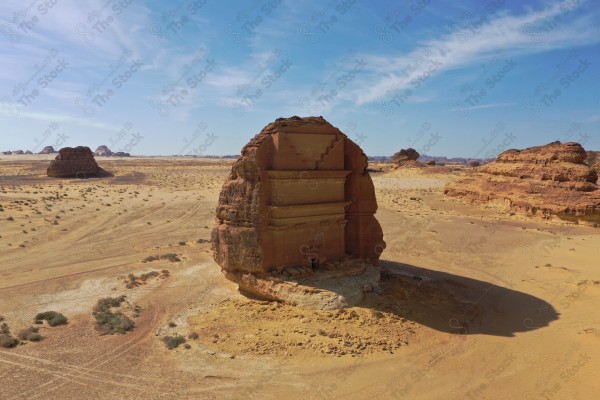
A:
[0,157,598,399]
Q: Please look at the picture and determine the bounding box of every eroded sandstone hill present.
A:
[47,146,101,178]
[445,141,600,226]
[212,116,386,309]
[587,151,600,176]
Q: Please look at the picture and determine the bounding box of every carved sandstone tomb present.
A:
[212,116,386,309]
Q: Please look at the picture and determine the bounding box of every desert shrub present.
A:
[133,305,143,317]
[168,322,177,328]
[178,241,186,246]
[93,296,126,313]
[35,311,68,327]
[0,323,10,334]
[94,311,134,335]
[93,296,134,335]
[161,253,181,262]
[143,254,180,263]
[18,326,43,342]
[188,332,199,340]
[0,334,18,348]
[140,271,160,281]
[162,335,186,350]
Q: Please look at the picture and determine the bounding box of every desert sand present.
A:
[1,156,599,399]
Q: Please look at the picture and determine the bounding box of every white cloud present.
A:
[1,108,120,131]
[351,2,600,105]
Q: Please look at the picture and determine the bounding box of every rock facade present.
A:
[212,116,386,308]
[47,146,101,178]
[445,141,600,225]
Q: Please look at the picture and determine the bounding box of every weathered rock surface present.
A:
[226,260,380,310]
[587,151,600,177]
[95,145,113,156]
[212,116,386,308]
[445,141,600,225]
[47,146,101,178]
[39,146,57,154]
[392,148,420,166]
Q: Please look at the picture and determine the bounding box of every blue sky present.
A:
[0,0,598,157]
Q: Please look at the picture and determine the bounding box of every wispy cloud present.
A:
[351,2,600,105]
[456,102,516,111]
[1,108,121,131]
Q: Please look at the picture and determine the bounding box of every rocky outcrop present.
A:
[47,146,101,178]
[392,148,420,166]
[39,146,57,154]
[95,145,113,157]
[587,151,600,177]
[212,116,386,309]
[445,141,600,226]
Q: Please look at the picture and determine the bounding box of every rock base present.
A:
[224,259,380,310]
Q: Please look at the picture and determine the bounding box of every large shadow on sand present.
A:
[362,261,559,337]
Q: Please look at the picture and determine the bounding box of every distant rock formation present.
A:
[13,150,24,155]
[25,150,33,154]
[1,151,11,155]
[445,141,600,226]
[47,146,101,178]
[212,116,386,309]
[95,145,113,157]
[39,146,57,154]
[391,148,420,166]
[113,151,131,157]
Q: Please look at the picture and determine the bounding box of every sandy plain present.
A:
[0,156,598,399]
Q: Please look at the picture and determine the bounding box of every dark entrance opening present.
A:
[310,257,319,270]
